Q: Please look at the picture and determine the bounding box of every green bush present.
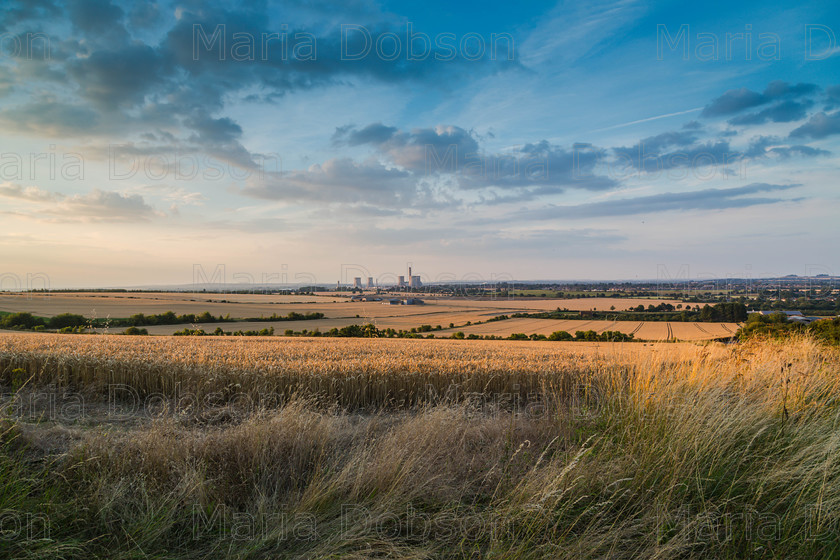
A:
[0,312,44,330]
[738,315,840,345]
[48,313,87,329]
[548,330,574,341]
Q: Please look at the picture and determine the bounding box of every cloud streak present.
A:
[512,183,802,220]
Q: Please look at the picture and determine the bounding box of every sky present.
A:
[0,0,839,288]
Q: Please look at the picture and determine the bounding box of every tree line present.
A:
[0,310,325,332]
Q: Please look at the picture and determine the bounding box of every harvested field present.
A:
[0,292,683,321]
[435,296,684,312]
[435,318,739,340]
[141,312,498,335]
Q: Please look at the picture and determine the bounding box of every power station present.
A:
[343,265,422,291]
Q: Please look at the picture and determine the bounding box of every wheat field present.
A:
[0,333,687,407]
[1,332,839,559]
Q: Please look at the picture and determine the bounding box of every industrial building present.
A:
[382,298,424,305]
[388,265,424,290]
[752,310,829,325]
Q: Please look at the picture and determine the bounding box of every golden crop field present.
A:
[0,332,680,407]
[2,332,839,558]
[2,331,830,419]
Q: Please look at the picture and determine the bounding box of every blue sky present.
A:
[0,0,838,287]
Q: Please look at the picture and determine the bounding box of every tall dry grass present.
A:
[0,333,839,558]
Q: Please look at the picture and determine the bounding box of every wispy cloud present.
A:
[511,183,802,220]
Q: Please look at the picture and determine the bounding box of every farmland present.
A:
[0,291,684,318]
[0,292,739,340]
[1,332,839,558]
[0,333,707,407]
[435,318,738,341]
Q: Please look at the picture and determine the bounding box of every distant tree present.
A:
[47,313,87,330]
[1,312,43,330]
[548,330,573,341]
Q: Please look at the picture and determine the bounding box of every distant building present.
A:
[398,275,405,288]
[790,315,826,325]
[409,275,422,288]
[757,310,804,316]
[353,277,363,289]
[752,310,829,324]
[382,297,424,305]
[367,277,374,288]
